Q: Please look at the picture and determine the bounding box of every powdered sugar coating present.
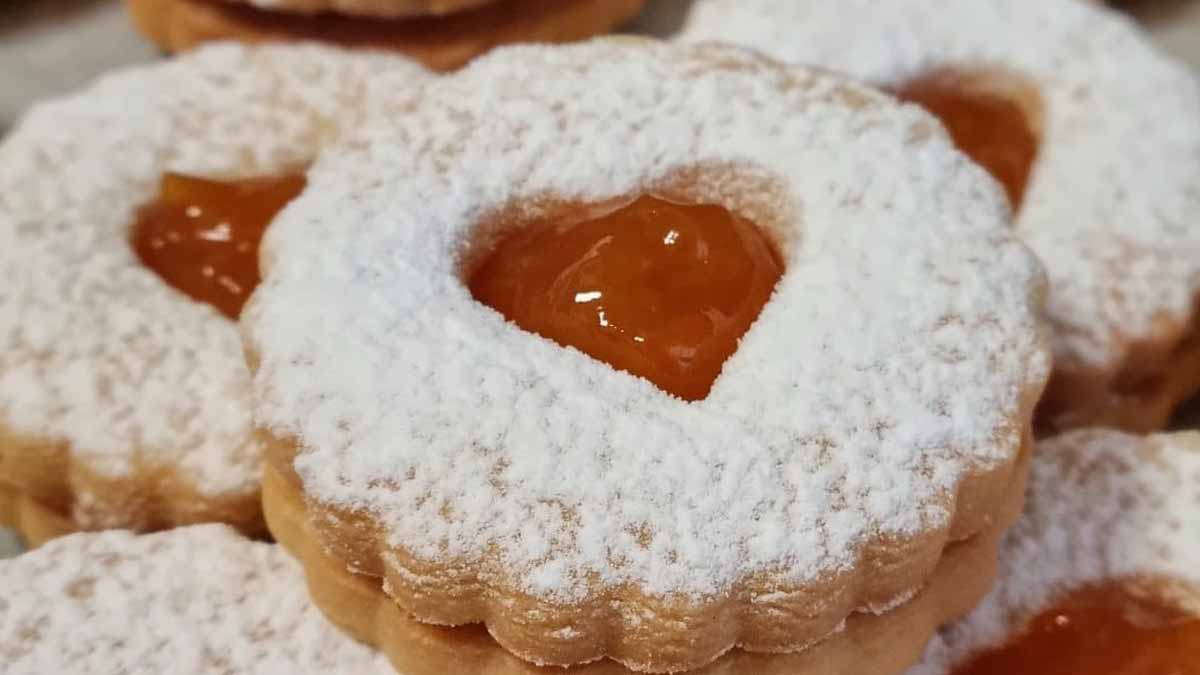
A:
[910,429,1200,674]
[248,39,1047,605]
[0,525,394,674]
[0,44,427,516]
[676,0,1200,371]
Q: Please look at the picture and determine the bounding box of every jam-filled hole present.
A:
[132,172,306,320]
[468,195,784,402]
[954,578,1200,675]
[894,70,1041,211]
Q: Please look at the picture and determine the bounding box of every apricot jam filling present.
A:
[469,195,783,401]
[955,579,1200,675]
[132,173,306,320]
[895,73,1039,210]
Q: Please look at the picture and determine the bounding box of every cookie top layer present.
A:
[677,0,1200,372]
[247,36,1047,612]
[0,44,426,517]
[913,429,1200,674]
[0,525,393,674]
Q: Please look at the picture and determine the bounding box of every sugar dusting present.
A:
[676,0,1200,372]
[247,39,1048,602]
[910,430,1200,674]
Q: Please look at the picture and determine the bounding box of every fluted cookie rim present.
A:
[1037,295,1200,434]
[0,419,266,540]
[259,431,1033,672]
[262,447,1029,675]
[0,480,76,548]
[244,39,1049,672]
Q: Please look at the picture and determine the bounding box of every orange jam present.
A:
[469,195,783,401]
[896,75,1038,210]
[955,580,1200,675]
[132,173,305,319]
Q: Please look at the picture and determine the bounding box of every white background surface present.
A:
[0,0,1198,559]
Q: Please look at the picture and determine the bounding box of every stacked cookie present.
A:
[675,0,1200,436]
[1,1,1198,674]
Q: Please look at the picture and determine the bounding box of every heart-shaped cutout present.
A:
[470,195,783,401]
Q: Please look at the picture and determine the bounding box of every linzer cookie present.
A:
[0,525,395,674]
[912,429,1200,675]
[243,39,1048,674]
[0,43,429,541]
[125,0,646,70]
[676,0,1200,434]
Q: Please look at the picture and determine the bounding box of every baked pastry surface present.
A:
[244,38,1048,672]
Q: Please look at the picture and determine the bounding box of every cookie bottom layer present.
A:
[0,482,76,548]
[263,449,1027,675]
[126,0,647,70]
[1039,310,1200,434]
[0,422,265,540]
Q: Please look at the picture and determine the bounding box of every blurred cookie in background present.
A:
[124,0,647,70]
[1129,0,1200,64]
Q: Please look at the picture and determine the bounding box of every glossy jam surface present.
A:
[132,173,305,319]
[896,75,1038,210]
[469,195,783,401]
[955,581,1200,675]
